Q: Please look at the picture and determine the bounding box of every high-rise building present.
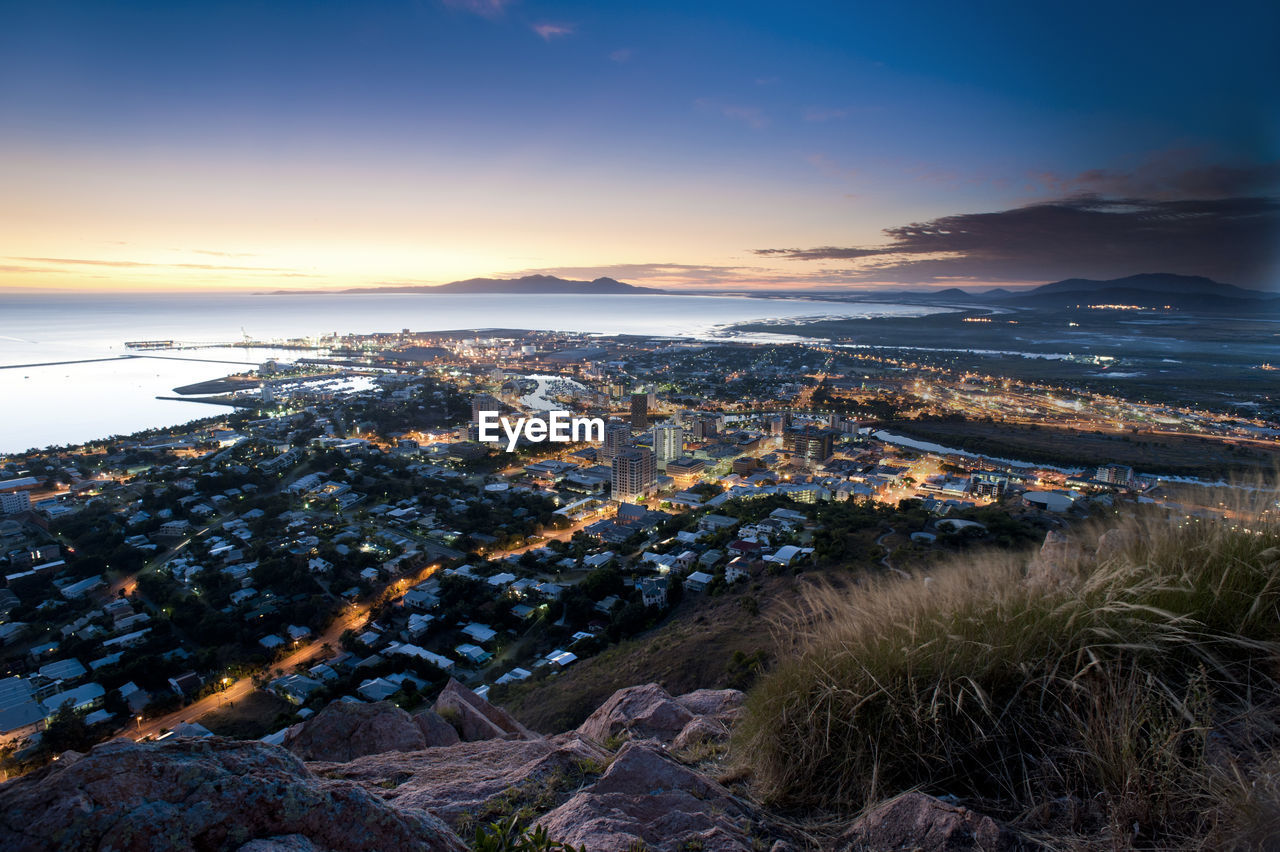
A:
[686,412,719,440]
[785,427,835,466]
[612,447,656,503]
[471,393,502,425]
[652,423,683,470]
[599,422,633,464]
[469,393,504,441]
[630,392,648,429]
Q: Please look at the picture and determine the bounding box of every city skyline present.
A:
[2,0,1277,293]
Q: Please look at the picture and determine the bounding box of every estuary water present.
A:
[0,291,942,453]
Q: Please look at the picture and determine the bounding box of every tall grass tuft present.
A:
[734,498,1280,845]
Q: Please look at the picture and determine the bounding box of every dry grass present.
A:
[734,493,1280,848]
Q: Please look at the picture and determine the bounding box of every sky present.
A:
[1,0,1278,293]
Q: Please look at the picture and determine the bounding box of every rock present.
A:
[1094,527,1133,564]
[673,716,730,751]
[576,683,695,746]
[237,836,323,852]
[308,733,609,828]
[537,741,754,851]
[414,708,461,747]
[837,792,1022,851]
[675,688,746,724]
[284,700,427,762]
[1026,530,1081,590]
[0,737,465,852]
[433,678,535,742]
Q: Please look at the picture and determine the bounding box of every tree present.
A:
[42,705,93,754]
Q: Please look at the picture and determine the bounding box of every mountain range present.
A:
[285,272,1275,313]
[852,273,1280,312]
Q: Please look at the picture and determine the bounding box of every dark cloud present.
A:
[1033,150,1280,200]
[755,195,1280,289]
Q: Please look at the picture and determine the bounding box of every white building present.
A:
[652,423,684,471]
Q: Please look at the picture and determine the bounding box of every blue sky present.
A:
[2,0,1277,290]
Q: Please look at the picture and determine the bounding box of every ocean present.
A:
[0,291,942,453]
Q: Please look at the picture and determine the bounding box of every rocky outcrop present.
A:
[537,741,755,851]
[309,734,609,828]
[1094,527,1134,564]
[837,792,1022,851]
[0,683,1038,851]
[414,707,461,747]
[284,701,428,762]
[1026,530,1082,590]
[433,678,536,742]
[673,715,730,750]
[576,682,695,745]
[675,688,745,725]
[0,737,465,852]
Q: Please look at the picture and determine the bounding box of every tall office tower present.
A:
[785,426,835,466]
[652,423,683,470]
[630,391,648,429]
[611,446,656,502]
[471,393,502,425]
[599,422,633,464]
[768,414,786,436]
[687,412,719,440]
[469,393,503,441]
[646,386,657,408]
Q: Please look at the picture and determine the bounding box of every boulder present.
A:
[1026,530,1081,590]
[673,716,730,751]
[433,678,535,742]
[0,737,465,852]
[576,683,695,746]
[1094,527,1133,564]
[537,741,754,851]
[675,688,745,725]
[837,792,1022,852]
[284,700,427,762]
[308,733,609,827]
[414,707,461,747]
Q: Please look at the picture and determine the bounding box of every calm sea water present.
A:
[0,292,941,453]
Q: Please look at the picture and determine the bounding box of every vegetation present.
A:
[735,497,1280,847]
[471,817,588,852]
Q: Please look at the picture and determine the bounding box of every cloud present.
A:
[532,22,574,40]
[440,0,514,18]
[9,256,313,276]
[754,195,1280,288]
[1032,149,1280,200]
[609,48,633,63]
[694,99,768,129]
[185,249,259,258]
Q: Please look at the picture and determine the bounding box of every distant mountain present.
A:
[351,274,663,295]
[995,273,1278,311]
[1026,273,1269,300]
